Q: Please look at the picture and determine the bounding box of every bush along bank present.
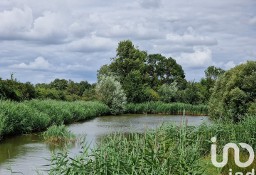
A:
[125,101,208,116]
[0,100,110,141]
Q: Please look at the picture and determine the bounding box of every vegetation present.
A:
[96,76,127,115]
[209,61,256,122]
[0,39,255,174]
[43,125,75,144]
[125,102,208,116]
[0,100,110,141]
[50,121,204,175]
[49,115,256,175]
[0,40,226,107]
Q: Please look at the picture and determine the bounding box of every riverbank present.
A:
[0,100,208,141]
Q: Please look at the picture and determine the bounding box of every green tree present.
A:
[209,61,256,121]
[158,82,178,102]
[200,66,225,102]
[122,70,147,102]
[146,54,186,89]
[50,79,68,91]
[96,76,127,115]
[109,40,147,83]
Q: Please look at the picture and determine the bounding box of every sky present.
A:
[0,0,255,84]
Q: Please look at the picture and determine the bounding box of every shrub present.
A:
[43,125,75,143]
[96,76,127,115]
[158,82,178,102]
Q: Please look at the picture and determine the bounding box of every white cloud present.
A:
[67,35,115,53]
[176,47,213,68]
[0,6,33,37]
[27,11,69,43]
[10,57,51,70]
[166,27,217,46]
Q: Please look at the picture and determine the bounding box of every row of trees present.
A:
[0,77,95,101]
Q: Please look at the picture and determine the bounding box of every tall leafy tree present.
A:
[109,40,148,102]
[200,66,225,102]
[146,54,186,89]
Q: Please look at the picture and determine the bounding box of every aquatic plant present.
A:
[43,125,75,144]
[125,101,208,116]
[49,115,256,175]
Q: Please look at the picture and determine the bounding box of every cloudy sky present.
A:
[0,0,255,83]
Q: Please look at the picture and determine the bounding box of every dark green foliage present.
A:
[0,79,36,101]
[106,40,187,103]
[146,54,186,89]
[35,79,94,101]
[209,61,256,121]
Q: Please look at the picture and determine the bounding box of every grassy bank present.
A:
[0,100,110,140]
[125,101,208,116]
[50,115,256,175]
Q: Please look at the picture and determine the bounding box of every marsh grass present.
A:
[125,102,208,116]
[0,100,110,141]
[49,120,204,175]
[43,125,76,144]
[221,150,256,175]
[49,115,256,175]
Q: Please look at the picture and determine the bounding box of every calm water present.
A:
[0,114,209,174]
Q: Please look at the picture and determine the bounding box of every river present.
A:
[0,114,209,174]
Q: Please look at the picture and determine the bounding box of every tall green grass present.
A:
[125,101,208,116]
[0,100,110,140]
[50,115,256,175]
[50,122,204,175]
[43,124,75,144]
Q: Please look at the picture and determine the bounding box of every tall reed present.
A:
[125,101,208,116]
[49,115,256,175]
[0,100,110,141]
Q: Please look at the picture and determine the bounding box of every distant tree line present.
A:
[0,40,225,105]
[0,77,95,101]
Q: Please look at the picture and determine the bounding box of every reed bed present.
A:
[125,101,208,116]
[43,124,76,144]
[0,100,110,140]
[50,115,256,175]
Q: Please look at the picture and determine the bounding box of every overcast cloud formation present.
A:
[0,0,255,83]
